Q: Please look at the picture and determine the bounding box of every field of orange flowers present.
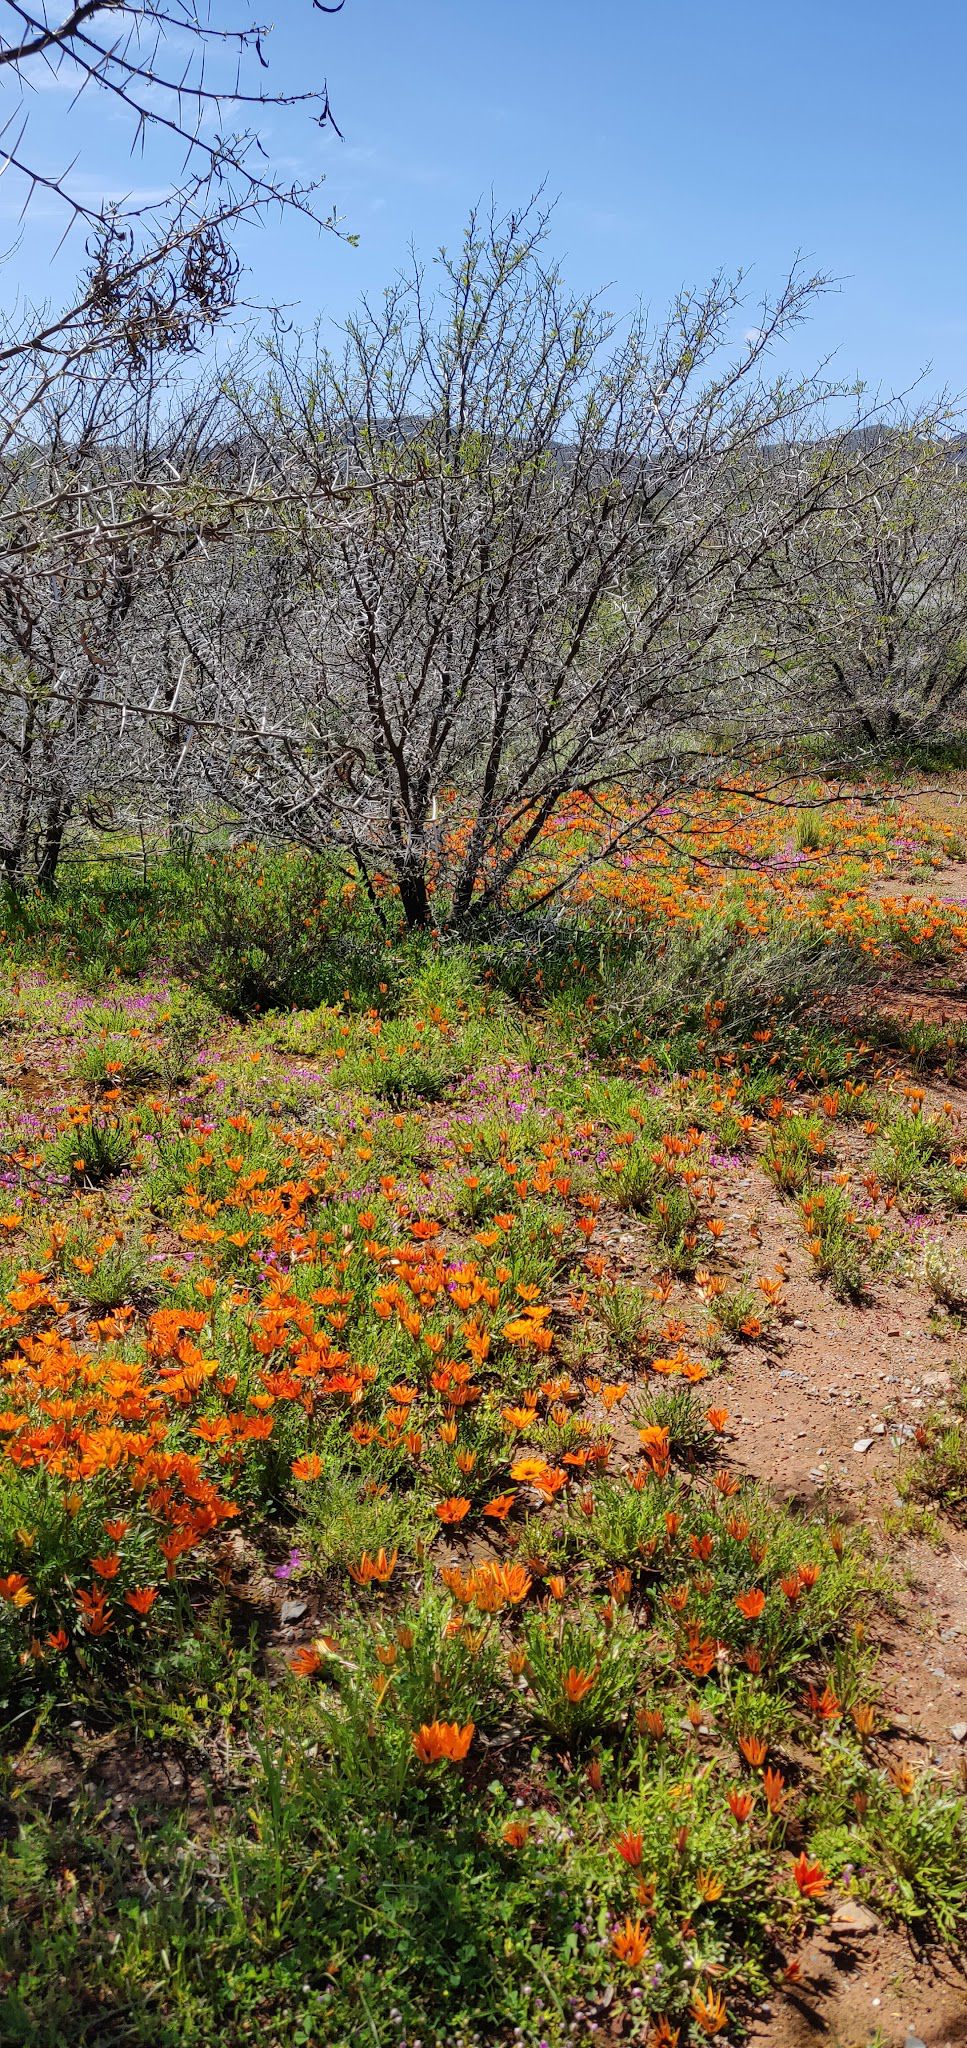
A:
[1,782,966,2048]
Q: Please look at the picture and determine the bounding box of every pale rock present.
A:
[829,1900,878,1937]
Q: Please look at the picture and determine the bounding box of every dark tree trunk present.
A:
[36,809,68,892]
[397,860,430,930]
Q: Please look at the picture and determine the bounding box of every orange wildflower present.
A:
[792,1852,828,1898]
[347,1547,398,1586]
[562,1665,598,1703]
[434,1496,471,1525]
[291,1453,324,1480]
[289,1644,323,1677]
[482,1491,516,1520]
[125,1587,158,1616]
[502,1820,530,1848]
[804,1681,841,1720]
[0,1573,32,1606]
[412,1719,474,1764]
[762,1766,787,1814]
[691,1984,728,2036]
[638,1424,671,1475]
[711,1468,740,1496]
[611,1916,650,1966]
[681,1634,717,1678]
[615,1828,644,1867]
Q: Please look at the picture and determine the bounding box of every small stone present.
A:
[950,1722,967,1743]
[280,1598,307,1625]
[853,1437,875,1454]
[830,1901,878,1937]
[904,2034,927,2048]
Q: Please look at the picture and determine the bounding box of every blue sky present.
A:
[8,0,967,395]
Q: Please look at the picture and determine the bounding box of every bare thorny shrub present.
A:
[757,413,967,751]
[0,345,238,883]
[164,205,879,928]
[0,1,346,262]
[0,1,351,885]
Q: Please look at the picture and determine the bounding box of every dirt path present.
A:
[747,1922,967,2048]
[585,1049,967,2044]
